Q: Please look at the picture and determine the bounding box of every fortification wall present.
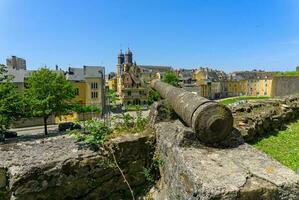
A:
[231,95,299,141]
[0,134,155,200]
[271,76,299,97]
[149,97,299,200]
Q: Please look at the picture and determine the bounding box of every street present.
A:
[10,125,59,137]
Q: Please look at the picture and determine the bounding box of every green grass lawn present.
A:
[273,71,299,77]
[252,120,299,171]
[125,104,148,111]
[218,96,270,105]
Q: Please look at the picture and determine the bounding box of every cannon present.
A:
[150,80,233,144]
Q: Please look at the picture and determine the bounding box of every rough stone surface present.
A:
[0,133,155,200]
[152,120,299,200]
[231,95,299,141]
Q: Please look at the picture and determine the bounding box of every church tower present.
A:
[118,50,125,65]
[125,48,133,65]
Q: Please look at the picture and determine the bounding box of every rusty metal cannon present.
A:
[150,80,233,144]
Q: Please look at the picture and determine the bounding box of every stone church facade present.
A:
[116,49,148,106]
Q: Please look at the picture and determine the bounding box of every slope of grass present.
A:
[273,71,299,77]
[252,120,299,171]
[218,96,270,105]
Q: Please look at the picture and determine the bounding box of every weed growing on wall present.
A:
[68,112,148,144]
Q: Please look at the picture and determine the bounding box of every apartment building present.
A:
[66,66,105,111]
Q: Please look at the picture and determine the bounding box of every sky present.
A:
[1,0,299,73]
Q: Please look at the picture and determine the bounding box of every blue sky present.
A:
[1,0,299,73]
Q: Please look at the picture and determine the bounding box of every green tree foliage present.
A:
[107,89,117,105]
[72,104,101,114]
[162,71,179,87]
[0,65,23,140]
[25,68,75,135]
[148,89,161,105]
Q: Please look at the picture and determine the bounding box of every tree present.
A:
[72,104,101,121]
[25,68,75,135]
[0,65,23,140]
[163,71,179,87]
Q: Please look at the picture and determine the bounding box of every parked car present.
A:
[58,122,81,132]
[4,130,18,138]
[0,130,17,142]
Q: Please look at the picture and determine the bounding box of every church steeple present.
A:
[118,49,125,65]
[125,48,133,65]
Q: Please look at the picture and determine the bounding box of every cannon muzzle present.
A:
[151,80,233,144]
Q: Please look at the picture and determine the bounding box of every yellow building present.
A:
[247,79,272,96]
[54,66,105,123]
[225,80,247,96]
[66,66,105,109]
[224,78,272,97]
[193,70,206,85]
[108,77,117,91]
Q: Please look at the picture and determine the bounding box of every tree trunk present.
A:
[43,116,48,135]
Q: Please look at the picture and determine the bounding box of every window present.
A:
[91,92,98,99]
[128,91,131,96]
[91,82,98,89]
[75,88,79,96]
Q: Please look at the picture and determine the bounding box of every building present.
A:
[116,49,148,106]
[138,65,172,83]
[6,56,26,70]
[108,77,117,91]
[193,67,228,99]
[66,66,105,111]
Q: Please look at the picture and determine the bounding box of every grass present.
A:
[252,120,299,171]
[218,96,270,105]
[273,71,299,77]
[125,105,148,111]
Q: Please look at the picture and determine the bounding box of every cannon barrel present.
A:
[150,80,233,144]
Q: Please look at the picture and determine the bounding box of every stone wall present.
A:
[12,116,56,128]
[149,101,299,199]
[231,95,299,141]
[0,133,155,200]
[12,112,98,128]
[271,76,299,97]
[152,120,299,200]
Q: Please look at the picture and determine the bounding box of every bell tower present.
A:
[125,48,133,65]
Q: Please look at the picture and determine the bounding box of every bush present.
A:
[68,120,112,145]
[68,112,148,145]
[148,89,161,105]
[114,112,148,133]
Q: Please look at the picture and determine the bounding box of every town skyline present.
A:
[1,0,299,73]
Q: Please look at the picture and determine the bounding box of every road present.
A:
[10,125,59,137]
[8,110,150,137]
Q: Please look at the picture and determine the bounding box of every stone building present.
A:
[116,49,148,106]
[6,55,26,70]
[193,67,228,99]
[66,66,105,111]
[138,65,172,83]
